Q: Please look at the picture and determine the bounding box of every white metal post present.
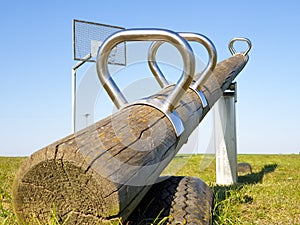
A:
[215,84,237,185]
[72,68,77,133]
[72,54,92,133]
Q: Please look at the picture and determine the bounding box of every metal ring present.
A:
[148,33,217,91]
[228,37,252,56]
[96,28,195,112]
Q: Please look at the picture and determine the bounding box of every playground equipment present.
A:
[13,21,251,224]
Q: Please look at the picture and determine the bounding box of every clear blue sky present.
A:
[0,0,299,156]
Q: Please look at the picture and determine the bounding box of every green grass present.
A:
[1,155,299,224]
[164,154,300,225]
[0,157,25,224]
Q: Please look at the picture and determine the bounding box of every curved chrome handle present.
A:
[148,32,217,91]
[228,37,252,56]
[96,28,195,112]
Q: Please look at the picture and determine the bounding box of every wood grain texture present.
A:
[13,54,247,224]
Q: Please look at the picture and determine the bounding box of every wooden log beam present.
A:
[13,54,248,224]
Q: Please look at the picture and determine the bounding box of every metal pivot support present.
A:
[148,32,217,109]
[96,29,196,136]
[228,37,252,58]
[216,36,252,185]
[224,82,237,102]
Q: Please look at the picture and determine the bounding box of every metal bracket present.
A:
[224,82,237,103]
[188,87,208,108]
[148,32,217,109]
[96,28,196,136]
[129,98,185,136]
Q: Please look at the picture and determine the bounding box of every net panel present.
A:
[73,19,126,65]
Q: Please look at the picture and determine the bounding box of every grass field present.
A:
[0,154,299,224]
[164,154,300,225]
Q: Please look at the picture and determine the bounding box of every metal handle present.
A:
[228,37,252,56]
[96,28,195,112]
[148,32,217,91]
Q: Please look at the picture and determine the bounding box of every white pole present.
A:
[72,69,76,133]
[215,88,237,185]
[71,54,92,133]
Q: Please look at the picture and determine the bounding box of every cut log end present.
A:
[13,157,120,224]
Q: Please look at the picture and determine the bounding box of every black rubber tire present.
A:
[126,176,213,225]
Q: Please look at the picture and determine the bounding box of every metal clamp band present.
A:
[188,87,208,109]
[228,37,252,57]
[96,28,196,136]
[129,98,185,136]
[148,32,217,108]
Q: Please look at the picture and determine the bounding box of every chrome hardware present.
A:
[96,28,196,136]
[228,37,252,57]
[130,98,185,136]
[148,32,217,108]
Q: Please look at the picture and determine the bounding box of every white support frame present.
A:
[215,83,238,185]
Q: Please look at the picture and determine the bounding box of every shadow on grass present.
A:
[212,164,278,224]
[214,163,278,192]
[238,163,278,185]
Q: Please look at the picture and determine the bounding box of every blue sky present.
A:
[0,0,299,156]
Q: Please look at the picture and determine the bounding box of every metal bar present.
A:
[148,43,169,88]
[72,54,92,133]
[148,32,217,109]
[73,19,124,30]
[96,28,195,112]
[148,32,217,91]
[72,69,76,133]
[72,54,92,70]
